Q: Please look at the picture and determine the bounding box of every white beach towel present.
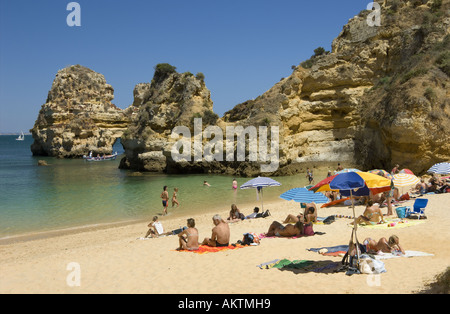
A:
[373,250,434,260]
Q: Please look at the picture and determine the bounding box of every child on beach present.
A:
[172,188,179,208]
[232,179,238,190]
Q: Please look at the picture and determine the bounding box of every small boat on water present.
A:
[16,131,25,141]
[83,152,118,162]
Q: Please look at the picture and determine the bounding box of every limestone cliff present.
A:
[224,0,450,175]
[119,65,221,172]
[33,0,450,176]
[30,65,134,157]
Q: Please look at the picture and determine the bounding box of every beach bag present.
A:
[359,256,386,274]
[395,206,408,218]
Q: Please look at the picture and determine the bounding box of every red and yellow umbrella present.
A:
[309,171,392,195]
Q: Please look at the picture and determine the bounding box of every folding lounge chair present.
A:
[406,198,428,219]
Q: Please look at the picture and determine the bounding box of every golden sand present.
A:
[1,193,449,294]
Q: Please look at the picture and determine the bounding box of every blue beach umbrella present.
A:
[427,162,450,175]
[329,172,391,264]
[279,188,328,204]
[240,176,281,211]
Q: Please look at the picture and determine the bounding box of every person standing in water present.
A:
[232,179,238,190]
[161,186,169,216]
[172,187,180,208]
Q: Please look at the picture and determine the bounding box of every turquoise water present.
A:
[0,135,323,238]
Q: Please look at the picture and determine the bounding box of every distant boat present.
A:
[15,131,25,141]
[83,152,118,162]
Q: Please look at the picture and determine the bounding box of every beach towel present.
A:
[357,218,425,230]
[257,259,341,274]
[308,245,433,260]
[308,245,349,257]
[369,250,434,260]
[176,244,245,254]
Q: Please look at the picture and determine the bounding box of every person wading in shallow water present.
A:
[161,186,169,216]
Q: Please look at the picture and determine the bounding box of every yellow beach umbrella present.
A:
[393,173,420,194]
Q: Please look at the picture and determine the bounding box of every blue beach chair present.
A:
[406,198,428,219]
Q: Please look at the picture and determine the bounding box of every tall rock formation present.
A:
[119,64,221,172]
[30,65,134,157]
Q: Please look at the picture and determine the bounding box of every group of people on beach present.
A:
[146,163,446,257]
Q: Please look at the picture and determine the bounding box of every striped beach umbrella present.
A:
[240,176,281,211]
[393,173,420,194]
[427,162,450,175]
[399,169,414,175]
[279,188,329,204]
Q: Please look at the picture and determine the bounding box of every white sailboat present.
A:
[16,131,25,141]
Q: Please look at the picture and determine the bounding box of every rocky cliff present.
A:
[30,65,134,157]
[223,0,450,175]
[32,0,449,176]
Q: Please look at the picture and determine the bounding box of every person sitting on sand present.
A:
[351,200,386,225]
[227,204,244,221]
[413,179,428,195]
[177,218,199,251]
[265,220,306,237]
[283,202,318,225]
[202,215,230,247]
[145,216,165,238]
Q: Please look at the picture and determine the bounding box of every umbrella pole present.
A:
[350,189,360,267]
[261,188,264,212]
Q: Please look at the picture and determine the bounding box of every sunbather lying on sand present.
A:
[349,235,405,256]
[266,221,304,237]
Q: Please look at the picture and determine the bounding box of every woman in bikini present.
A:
[172,187,180,208]
[177,218,199,251]
[351,200,386,225]
[362,235,405,255]
[265,220,304,237]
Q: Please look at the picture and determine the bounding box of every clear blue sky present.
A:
[0,0,366,133]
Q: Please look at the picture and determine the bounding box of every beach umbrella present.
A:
[399,169,414,175]
[309,174,340,193]
[328,172,391,265]
[240,176,281,211]
[368,169,393,180]
[335,168,361,174]
[279,188,329,204]
[309,171,390,195]
[427,162,450,175]
[393,173,420,194]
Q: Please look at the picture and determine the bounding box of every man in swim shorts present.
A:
[161,186,169,215]
[202,214,230,247]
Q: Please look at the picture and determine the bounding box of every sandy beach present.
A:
[1,193,449,294]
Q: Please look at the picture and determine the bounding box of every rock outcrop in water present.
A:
[30,65,135,157]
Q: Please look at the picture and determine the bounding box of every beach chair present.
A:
[406,198,428,219]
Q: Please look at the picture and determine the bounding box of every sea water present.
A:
[0,135,322,239]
